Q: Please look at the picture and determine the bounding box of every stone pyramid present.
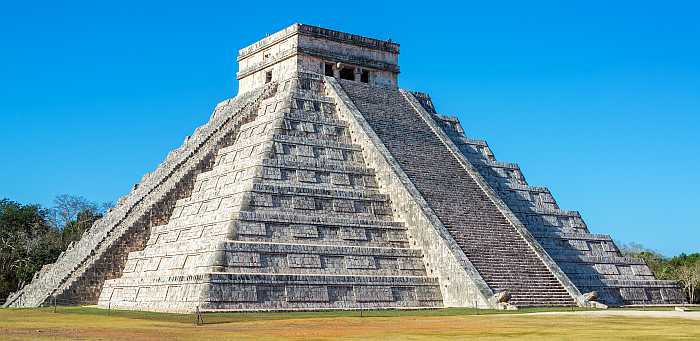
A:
[5,24,685,312]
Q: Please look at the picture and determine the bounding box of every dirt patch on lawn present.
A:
[527,310,700,320]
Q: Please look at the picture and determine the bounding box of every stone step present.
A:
[509,300,576,306]
[554,255,647,265]
[226,240,419,255]
[271,155,368,170]
[281,111,348,127]
[271,134,361,152]
[261,158,374,175]
[142,217,413,254]
[340,80,576,308]
[531,231,613,242]
[471,159,519,171]
[233,222,409,248]
[454,137,488,147]
[207,273,441,285]
[100,273,443,312]
[238,211,405,229]
[508,293,577,298]
[474,271,557,278]
[277,130,352,144]
[537,249,620,258]
[249,208,393,223]
[288,92,336,106]
[120,241,429,278]
[487,281,568,287]
[467,263,554,270]
[250,183,387,201]
[502,183,550,194]
[513,207,581,218]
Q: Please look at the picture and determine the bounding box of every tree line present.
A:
[0,195,698,304]
[0,195,109,303]
[620,242,699,304]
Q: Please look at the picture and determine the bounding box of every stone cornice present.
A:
[297,24,399,54]
[238,23,399,61]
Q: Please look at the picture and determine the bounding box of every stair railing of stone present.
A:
[324,77,495,308]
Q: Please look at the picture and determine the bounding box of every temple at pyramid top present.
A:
[236,23,400,92]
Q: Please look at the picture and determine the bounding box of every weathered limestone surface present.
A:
[7,23,684,310]
[325,77,495,308]
[413,93,686,306]
[4,87,269,308]
[237,24,399,93]
[97,74,442,312]
[338,80,581,307]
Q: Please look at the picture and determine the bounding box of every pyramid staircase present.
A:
[412,92,686,306]
[338,80,577,307]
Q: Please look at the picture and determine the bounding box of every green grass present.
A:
[5,305,599,325]
[0,306,698,340]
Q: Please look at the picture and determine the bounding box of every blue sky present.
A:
[1,1,698,256]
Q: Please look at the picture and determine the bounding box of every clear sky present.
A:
[1,1,698,256]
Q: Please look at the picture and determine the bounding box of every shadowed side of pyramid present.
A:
[419,96,687,306]
[336,80,579,307]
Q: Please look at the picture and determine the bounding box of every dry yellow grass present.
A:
[1,307,698,340]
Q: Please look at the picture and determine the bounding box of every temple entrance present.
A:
[339,67,355,81]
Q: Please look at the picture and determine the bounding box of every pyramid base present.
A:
[98,273,443,313]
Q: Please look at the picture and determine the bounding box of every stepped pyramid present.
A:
[5,24,685,312]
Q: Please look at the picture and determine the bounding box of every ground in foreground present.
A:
[1,307,698,340]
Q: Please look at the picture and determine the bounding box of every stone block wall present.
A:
[237,24,399,93]
[4,86,272,308]
[96,74,443,312]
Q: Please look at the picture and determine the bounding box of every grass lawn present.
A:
[1,306,698,340]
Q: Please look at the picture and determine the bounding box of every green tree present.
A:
[621,242,700,303]
[668,253,700,303]
[0,195,109,303]
[694,261,700,303]
[60,209,103,249]
[0,199,62,301]
[47,194,108,248]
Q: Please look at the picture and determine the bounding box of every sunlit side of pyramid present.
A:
[5,24,685,312]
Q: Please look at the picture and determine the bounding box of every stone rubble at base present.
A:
[4,23,685,312]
